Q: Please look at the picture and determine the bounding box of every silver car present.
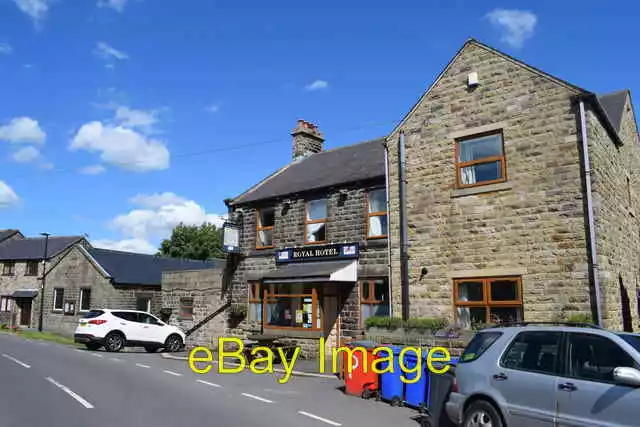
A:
[445,323,640,427]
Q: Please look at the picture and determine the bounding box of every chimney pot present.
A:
[291,119,324,161]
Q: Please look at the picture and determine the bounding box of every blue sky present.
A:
[0,0,638,253]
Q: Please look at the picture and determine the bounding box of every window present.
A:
[305,198,327,244]
[366,189,388,239]
[136,297,151,312]
[256,207,275,249]
[567,333,639,383]
[179,298,194,319]
[2,261,15,276]
[459,331,502,363]
[0,297,13,312]
[454,277,522,328]
[360,279,390,324]
[455,131,506,188]
[264,283,320,330]
[25,260,39,276]
[113,311,138,322]
[82,310,104,319]
[619,333,640,354]
[79,289,91,312]
[501,331,561,375]
[248,282,262,322]
[53,288,64,311]
[138,313,161,325]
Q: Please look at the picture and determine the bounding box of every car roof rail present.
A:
[486,321,601,329]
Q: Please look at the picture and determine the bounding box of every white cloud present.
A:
[92,238,156,254]
[130,192,188,209]
[94,42,129,61]
[305,80,329,91]
[0,117,46,144]
[95,193,226,254]
[113,106,159,132]
[79,164,106,175]
[0,181,20,208]
[70,121,169,172]
[11,146,40,163]
[204,103,220,114]
[486,9,537,49]
[97,0,128,12]
[0,42,12,55]
[12,0,51,25]
[39,162,54,170]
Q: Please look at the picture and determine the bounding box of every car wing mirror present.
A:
[613,367,640,387]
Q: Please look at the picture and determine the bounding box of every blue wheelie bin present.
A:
[403,348,429,409]
[378,345,404,406]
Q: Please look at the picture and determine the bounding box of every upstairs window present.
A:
[179,298,194,320]
[456,131,506,188]
[2,261,15,276]
[305,198,327,244]
[25,260,39,276]
[256,207,275,249]
[366,189,388,239]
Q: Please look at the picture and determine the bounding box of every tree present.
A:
[159,223,224,260]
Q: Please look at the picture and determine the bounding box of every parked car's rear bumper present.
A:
[445,392,465,425]
[74,333,103,344]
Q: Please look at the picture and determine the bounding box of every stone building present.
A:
[161,266,226,348]
[0,232,86,328]
[385,39,640,330]
[40,245,217,335]
[225,120,390,356]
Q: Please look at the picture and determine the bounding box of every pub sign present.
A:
[275,243,359,264]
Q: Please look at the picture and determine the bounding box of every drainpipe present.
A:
[578,100,603,327]
[398,131,410,321]
[383,140,393,317]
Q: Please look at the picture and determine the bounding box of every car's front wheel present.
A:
[463,400,503,427]
[104,332,125,352]
[164,334,183,353]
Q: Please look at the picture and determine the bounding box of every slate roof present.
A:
[0,229,21,244]
[87,247,224,286]
[0,236,84,261]
[598,90,629,133]
[231,138,386,205]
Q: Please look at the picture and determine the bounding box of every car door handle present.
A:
[493,373,508,381]
[558,382,577,392]
[143,326,149,329]
[120,323,126,325]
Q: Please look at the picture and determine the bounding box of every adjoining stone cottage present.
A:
[223,120,390,357]
[385,39,640,331]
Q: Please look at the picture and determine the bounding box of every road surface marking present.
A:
[109,358,123,362]
[163,370,182,376]
[135,363,151,369]
[196,379,222,388]
[241,393,273,403]
[2,354,31,368]
[298,411,341,426]
[91,353,103,358]
[45,377,94,409]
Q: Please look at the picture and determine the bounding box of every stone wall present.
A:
[37,246,162,336]
[228,181,389,357]
[588,94,640,330]
[386,41,593,324]
[162,268,227,348]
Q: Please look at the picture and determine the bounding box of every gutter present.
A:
[578,99,604,327]
[383,140,393,316]
[398,131,410,321]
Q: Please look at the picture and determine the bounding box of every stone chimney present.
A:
[291,119,324,161]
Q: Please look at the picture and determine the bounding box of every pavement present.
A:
[0,333,425,427]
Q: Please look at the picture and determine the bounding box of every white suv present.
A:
[74,309,186,353]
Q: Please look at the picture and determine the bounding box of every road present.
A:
[0,333,422,427]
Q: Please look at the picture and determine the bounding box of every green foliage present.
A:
[159,222,224,261]
[405,317,448,332]
[0,323,7,330]
[566,313,594,324]
[364,316,449,332]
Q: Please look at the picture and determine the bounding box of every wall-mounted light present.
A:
[281,201,291,216]
[338,191,348,206]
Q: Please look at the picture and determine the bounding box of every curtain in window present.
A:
[459,142,477,185]
[457,285,471,328]
[307,223,325,242]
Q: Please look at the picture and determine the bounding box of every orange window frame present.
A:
[454,131,507,189]
[255,208,275,249]
[262,286,320,331]
[304,199,328,245]
[365,189,387,239]
[453,276,523,324]
[360,279,389,326]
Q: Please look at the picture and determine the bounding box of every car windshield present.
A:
[618,334,640,353]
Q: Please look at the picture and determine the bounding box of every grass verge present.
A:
[1,329,80,347]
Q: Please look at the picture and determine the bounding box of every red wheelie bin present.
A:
[342,341,379,399]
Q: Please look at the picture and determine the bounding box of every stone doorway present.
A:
[17,298,32,327]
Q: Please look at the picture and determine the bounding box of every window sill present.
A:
[451,182,512,198]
